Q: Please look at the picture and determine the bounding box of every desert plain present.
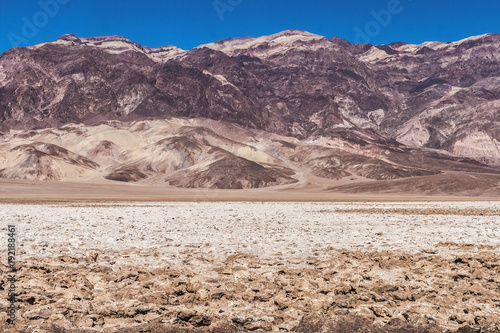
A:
[0,193,499,332]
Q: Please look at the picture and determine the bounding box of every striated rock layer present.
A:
[1,118,500,191]
[0,31,499,168]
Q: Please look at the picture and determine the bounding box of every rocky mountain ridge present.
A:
[0,30,499,189]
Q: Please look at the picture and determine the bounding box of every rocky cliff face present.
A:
[0,30,499,186]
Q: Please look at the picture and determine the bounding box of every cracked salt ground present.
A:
[1,201,499,265]
[0,244,499,332]
[1,201,499,331]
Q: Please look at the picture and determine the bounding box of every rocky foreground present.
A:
[0,202,499,332]
[0,244,499,332]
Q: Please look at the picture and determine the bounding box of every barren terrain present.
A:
[2,27,500,333]
[2,118,500,195]
[1,201,499,332]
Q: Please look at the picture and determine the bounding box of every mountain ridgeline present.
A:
[0,30,499,192]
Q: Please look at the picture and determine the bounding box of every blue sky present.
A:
[1,0,499,54]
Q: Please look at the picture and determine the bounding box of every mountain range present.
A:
[1,30,499,194]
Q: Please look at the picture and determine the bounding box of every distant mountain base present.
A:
[1,118,499,195]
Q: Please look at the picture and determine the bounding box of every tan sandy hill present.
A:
[1,117,500,196]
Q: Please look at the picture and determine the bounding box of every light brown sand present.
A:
[1,180,499,203]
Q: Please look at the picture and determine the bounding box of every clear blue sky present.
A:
[1,0,499,54]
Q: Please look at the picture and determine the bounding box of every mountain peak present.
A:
[268,29,322,38]
[82,35,134,44]
[57,34,82,42]
[455,33,498,43]
[329,36,352,47]
[197,29,329,57]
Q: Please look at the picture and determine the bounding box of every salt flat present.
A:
[1,202,499,332]
[1,201,499,265]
